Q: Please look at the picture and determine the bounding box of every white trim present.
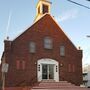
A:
[10,12,77,50]
[37,58,59,82]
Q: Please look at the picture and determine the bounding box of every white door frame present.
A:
[37,58,59,82]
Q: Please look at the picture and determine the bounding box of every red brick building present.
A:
[0,0,83,88]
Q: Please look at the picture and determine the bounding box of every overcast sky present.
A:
[0,0,90,66]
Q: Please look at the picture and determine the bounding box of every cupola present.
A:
[34,0,51,22]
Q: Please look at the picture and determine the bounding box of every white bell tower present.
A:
[34,0,51,22]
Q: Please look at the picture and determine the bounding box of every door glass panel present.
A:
[49,65,54,79]
[42,64,48,79]
[42,64,54,80]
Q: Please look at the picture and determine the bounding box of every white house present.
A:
[83,65,90,88]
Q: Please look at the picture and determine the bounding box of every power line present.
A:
[86,0,90,1]
[86,35,90,38]
[67,0,90,9]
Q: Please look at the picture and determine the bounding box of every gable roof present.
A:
[12,13,77,50]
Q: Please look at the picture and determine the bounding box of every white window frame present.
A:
[44,37,53,49]
[29,41,36,53]
[60,45,65,56]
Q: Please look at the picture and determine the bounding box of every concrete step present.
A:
[32,88,90,90]
[31,81,89,90]
[38,82,73,86]
[32,86,88,89]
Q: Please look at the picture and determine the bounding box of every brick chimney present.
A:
[4,40,12,52]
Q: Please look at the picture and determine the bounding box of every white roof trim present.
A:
[11,13,78,49]
[49,15,78,49]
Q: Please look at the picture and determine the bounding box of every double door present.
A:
[42,64,54,80]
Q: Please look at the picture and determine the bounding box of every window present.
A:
[22,61,25,70]
[68,64,75,73]
[60,45,65,56]
[72,64,75,72]
[29,41,36,53]
[16,60,26,70]
[43,4,48,14]
[16,60,20,70]
[68,64,71,72]
[44,37,53,49]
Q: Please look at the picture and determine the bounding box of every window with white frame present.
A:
[29,41,36,53]
[60,45,65,56]
[44,37,53,49]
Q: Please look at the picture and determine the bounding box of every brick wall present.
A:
[3,14,83,87]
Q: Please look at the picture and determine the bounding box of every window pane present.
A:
[29,42,36,53]
[22,61,25,70]
[60,45,65,56]
[44,37,53,49]
[72,64,75,72]
[68,64,71,72]
[16,60,20,70]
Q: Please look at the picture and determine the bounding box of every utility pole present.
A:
[1,55,9,90]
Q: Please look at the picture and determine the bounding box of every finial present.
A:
[7,36,9,40]
[78,46,81,50]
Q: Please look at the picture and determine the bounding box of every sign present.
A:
[1,63,9,73]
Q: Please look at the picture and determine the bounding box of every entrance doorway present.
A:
[42,64,54,79]
[37,58,59,82]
